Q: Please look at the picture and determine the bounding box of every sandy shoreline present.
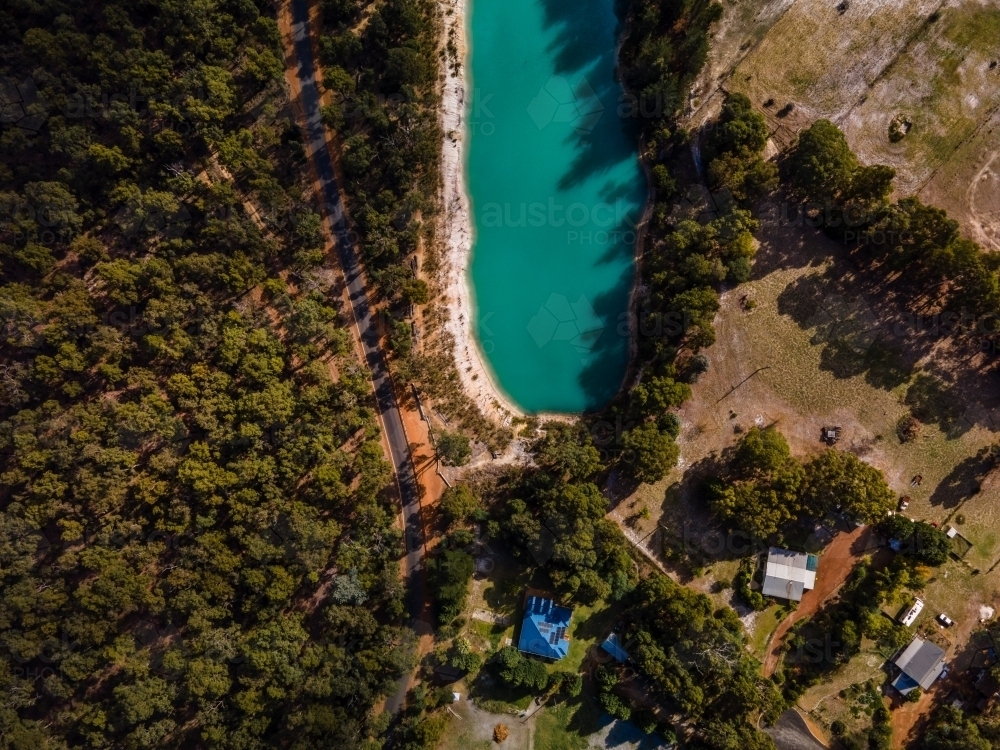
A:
[438,0,524,426]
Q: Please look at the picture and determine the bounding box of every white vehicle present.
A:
[937,613,954,627]
[900,598,924,627]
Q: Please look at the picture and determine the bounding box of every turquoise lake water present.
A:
[467,0,645,413]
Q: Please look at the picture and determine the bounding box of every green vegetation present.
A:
[780,558,924,701]
[436,429,472,466]
[488,426,637,604]
[439,483,481,525]
[787,119,1000,324]
[877,515,952,567]
[0,2,419,748]
[801,449,897,524]
[704,427,897,540]
[620,0,722,124]
[392,683,454,750]
[319,0,439,329]
[495,645,549,691]
[428,547,475,626]
[706,426,805,539]
[706,93,779,202]
[621,421,680,483]
[320,0,504,447]
[625,574,783,749]
[919,705,997,750]
[532,700,603,750]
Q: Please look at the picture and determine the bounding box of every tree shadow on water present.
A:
[576,265,634,411]
[534,0,644,191]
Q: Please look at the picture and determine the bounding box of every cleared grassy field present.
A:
[728,0,941,121]
[618,215,1000,729]
[686,0,796,125]
[625,237,997,546]
[842,1,1000,194]
[918,98,1000,252]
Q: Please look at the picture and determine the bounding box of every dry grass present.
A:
[729,0,940,122]
[628,244,996,534]
[842,1,1000,194]
[617,215,1000,732]
[918,106,1000,252]
[798,647,887,742]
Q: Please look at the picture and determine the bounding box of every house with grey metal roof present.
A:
[762,547,819,602]
[892,637,946,695]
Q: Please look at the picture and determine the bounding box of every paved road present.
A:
[288,0,425,625]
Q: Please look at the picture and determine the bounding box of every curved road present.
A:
[288,0,425,626]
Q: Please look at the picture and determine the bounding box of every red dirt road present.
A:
[763,525,874,677]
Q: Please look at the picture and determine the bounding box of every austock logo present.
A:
[528,75,604,135]
[0,76,48,133]
[527,293,604,355]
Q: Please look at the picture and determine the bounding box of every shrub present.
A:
[439,484,480,524]
[493,724,509,743]
[437,430,472,466]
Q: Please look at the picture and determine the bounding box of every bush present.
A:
[599,692,631,721]
[439,484,480,524]
[495,646,548,691]
[427,549,474,625]
[596,665,619,691]
[633,707,658,734]
[437,430,471,466]
[734,559,767,611]
[561,673,582,697]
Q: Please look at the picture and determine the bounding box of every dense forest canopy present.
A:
[0,1,419,748]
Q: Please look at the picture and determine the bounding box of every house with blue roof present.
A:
[518,594,572,660]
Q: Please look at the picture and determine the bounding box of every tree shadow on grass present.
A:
[904,372,970,439]
[931,446,998,510]
[776,272,917,392]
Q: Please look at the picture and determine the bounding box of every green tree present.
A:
[710,427,805,538]
[495,646,548,691]
[622,422,679,484]
[802,449,896,523]
[439,484,480,524]
[427,549,474,625]
[437,430,471,466]
[630,375,691,418]
[787,119,857,203]
[534,424,601,482]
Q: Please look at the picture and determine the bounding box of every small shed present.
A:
[600,633,629,664]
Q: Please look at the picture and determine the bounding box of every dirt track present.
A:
[763,525,874,677]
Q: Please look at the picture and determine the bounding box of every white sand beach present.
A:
[438,0,524,425]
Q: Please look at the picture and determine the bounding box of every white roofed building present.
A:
[762,547,819,602]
